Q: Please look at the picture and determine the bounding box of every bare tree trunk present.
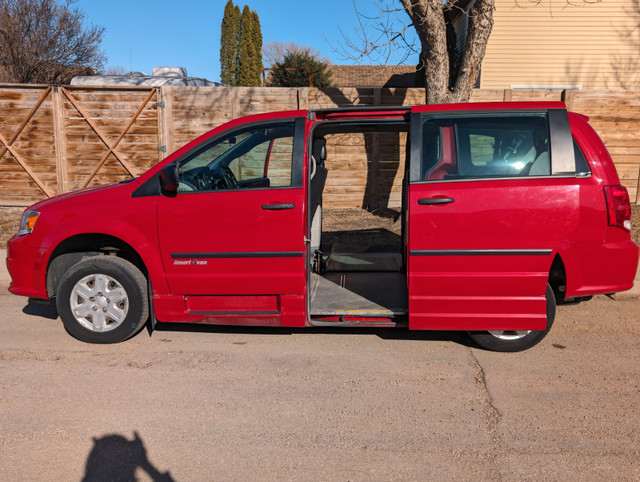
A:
[401,0,495,104]
[450,0,495,102]
[401,0,450,104]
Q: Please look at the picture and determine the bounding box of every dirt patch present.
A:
[0,207,25,247]
[631,205,640,246]
[322,208,402,252]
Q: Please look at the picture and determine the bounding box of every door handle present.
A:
[418,197,454,205]
[261,203,295,210]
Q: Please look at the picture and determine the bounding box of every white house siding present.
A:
[480,0,640,89]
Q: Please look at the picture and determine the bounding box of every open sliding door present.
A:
[407,106,580,331]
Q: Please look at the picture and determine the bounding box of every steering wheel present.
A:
[179,167,209,191]
[220,166,239,189]
[177,180,197,192]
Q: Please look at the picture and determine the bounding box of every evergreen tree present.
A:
[237,5,262,87]
[220,2,263,87]
[236,5,252,86]
[267,50,334,88]
[219,0,240,85]
[250,10,263,86]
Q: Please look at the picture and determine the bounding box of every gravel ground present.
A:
[632,205,640,245]
[322,208,402,252]
[0,207,24,246]
[0,287,638,480]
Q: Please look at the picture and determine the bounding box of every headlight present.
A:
[18,210,39,236]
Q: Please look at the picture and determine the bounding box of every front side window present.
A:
[177,122,295,192]
[421,114,552,181]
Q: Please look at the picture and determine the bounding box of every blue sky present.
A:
[74,0,418,82]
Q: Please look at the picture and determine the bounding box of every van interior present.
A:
[307,119,410,326]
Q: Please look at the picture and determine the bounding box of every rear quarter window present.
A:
[573,139,591,175]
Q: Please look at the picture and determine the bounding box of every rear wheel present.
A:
[467,283,556,352]
[56,256,149,343]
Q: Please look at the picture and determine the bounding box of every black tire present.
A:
[467,283,556,352]
[56,256,149,344]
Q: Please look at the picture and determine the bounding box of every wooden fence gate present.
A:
[0,85,161,205]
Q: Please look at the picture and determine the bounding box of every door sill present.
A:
[309,316,407,328]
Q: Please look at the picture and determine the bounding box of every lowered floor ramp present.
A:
[309,271,408,317]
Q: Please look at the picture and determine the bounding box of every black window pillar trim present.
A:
[291,118,305,187]
[548,109,575,175]
[409,112,423,183]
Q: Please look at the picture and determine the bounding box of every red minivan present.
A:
[6,102,639,351]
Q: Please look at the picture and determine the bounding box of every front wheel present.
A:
[56,256,149,343]
[467,283,556,352]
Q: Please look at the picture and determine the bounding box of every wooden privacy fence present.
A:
[0,84,639,208]
[0,85,161,205]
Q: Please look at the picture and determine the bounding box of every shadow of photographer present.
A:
[82,431,174,482]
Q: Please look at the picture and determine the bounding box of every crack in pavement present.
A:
[468,347,503,479]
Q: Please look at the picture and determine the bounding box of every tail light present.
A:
[604,185,632,231]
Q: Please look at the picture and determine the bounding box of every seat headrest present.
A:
[312,138,327,163]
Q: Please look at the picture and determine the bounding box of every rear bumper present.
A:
[564,238,640,298]
[6,236,48,299]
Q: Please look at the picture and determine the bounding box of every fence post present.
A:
[157,86,174,160]
[503,89,513,102]
[297,87,309,110]
[561,89,575,111]
[231,87,240,119]
[368,88,382,209]
[52,87,68,194]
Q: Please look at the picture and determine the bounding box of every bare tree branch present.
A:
[0,0,105,84]
[330,0,419,64]
[262,41,329,68]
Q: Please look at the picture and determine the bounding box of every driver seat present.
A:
[309,138,328,254]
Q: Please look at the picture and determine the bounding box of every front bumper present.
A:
[6,235,48,299]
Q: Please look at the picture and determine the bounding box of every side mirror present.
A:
[159,163,179,195]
